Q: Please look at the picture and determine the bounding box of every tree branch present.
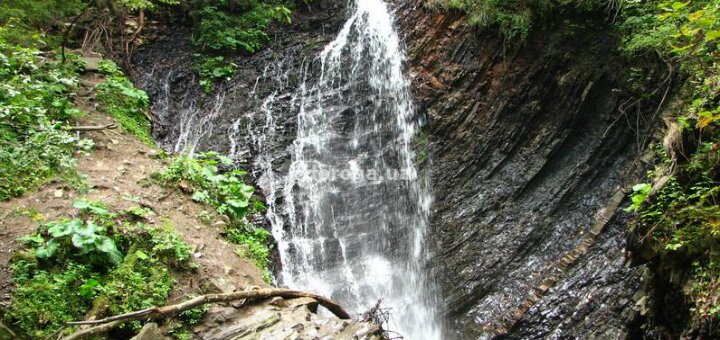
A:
[61,288,351,340]
[64,123,118,132]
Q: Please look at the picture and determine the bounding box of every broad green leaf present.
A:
[192,191,209,202]
[35,240,59,259]
[135,250,149,260]
[47,219,79,237]
[79,278,100,297]
[226,199,250,208]
[97,237,123,264]
[705,30,720,42]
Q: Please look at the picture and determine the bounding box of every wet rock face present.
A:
[132,0,348,166]
[391,2,652,339]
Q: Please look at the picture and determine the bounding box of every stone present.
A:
[268,296,285,307]
[201,277,236,294]
[80,57,103,72]
[147,149,162,159]
[129,323,166,340]
[53,189,64,198]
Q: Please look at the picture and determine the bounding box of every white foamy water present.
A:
[263,1,443,338]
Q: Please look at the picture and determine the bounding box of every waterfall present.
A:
[142,0,442,337]
[262,0,442,338]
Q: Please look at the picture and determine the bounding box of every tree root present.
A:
[60,288,351,340]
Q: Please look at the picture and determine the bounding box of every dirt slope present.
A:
[0,73,266,311]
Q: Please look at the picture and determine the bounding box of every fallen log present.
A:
[64,123,118,132]
[61,288,351,340]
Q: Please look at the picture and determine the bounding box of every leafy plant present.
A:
[188,0,292,91]
[620,0,720,325]
[196,55,237,93]
[228,226,272,283]
[190,1,292,53]
[5,200,195,337]
[155,152,263,221]
[0,31,93,200]
[625,183,652,212]
[19,200,122,265]
[155,152,272,281]
[98,252,173,330]
[5,261,93,338]
[95,60,154,145]
[426,0,571,41]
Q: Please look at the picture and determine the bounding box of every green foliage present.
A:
[195,55,237,93]
[155,152,272,281]
[4,200,194,337]
[19,200,123,265]
[228,226,272,283]
[190,0,292,53]
[625,183,652,212]
[0,32,93,200]
[120,0,181,10]
[427,0,563,40]
[155,152,263,221]
[0,0,86,47]
[689,257,720,318]
[5,261,92,338]
[132,220,193,267]
[188,0,292,91]
[620,0,720,323]
[98,253,173,330]
[95,60,154,145]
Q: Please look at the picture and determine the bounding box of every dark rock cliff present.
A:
[393,2,664,339]
[133,1,667,338]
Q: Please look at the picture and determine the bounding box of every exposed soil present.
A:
[0,72,266,312]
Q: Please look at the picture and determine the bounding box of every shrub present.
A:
[95,60,154,145]
[155,152,272,281]
[188,0,292,91]
[0,31,92,200]
[4,200,194,337]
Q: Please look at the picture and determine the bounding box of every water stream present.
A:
[271,1,440,338]
[144,0,442,337]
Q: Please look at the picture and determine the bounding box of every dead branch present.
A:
[124,9,145,68]
[64,123,118,132]
[61,288,351,340]
[61,0,97,63]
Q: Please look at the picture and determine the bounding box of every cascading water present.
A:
[262,1,442,338]
[141,0,442,338]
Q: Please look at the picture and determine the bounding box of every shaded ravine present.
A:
[133,1,668,339]
[136,0,442,338]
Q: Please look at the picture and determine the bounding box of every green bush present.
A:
[155,152,264,221]
[190,1,291,53]
[155,152,273,282]
[95,60,155,145]
[5,261,93,338]
[620,0,720,322]
[195,55,237,93]
[0,30,93,200]
[228,226,272,283]
[188,0,292,91]
[4,200,194,337]
[427,0,554,40]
